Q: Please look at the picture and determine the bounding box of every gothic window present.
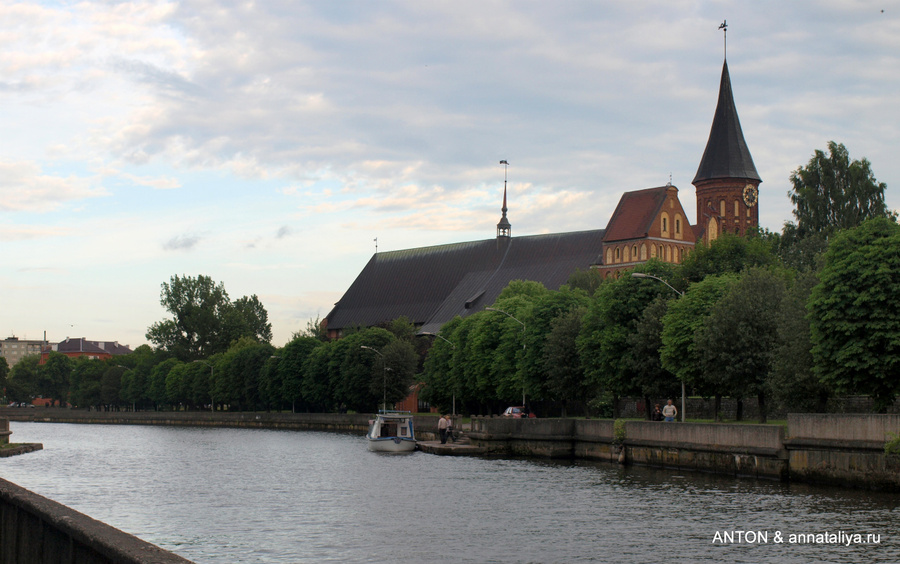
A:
[661,212,670,237]
[708,217,719,242]
[632,245,638,260]
[606,247,613,265]
[615,247,620,262]
[720,200,726,217]
[650,244,657,258]
[640,243,647,260]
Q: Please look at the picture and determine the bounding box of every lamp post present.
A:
[631,272,686,422]
[485,307,527,406]
[193,360,214,412]
[420,332,458,416]
[360,346,390,412]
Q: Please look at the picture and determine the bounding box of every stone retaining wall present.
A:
[0,477,192,564]
[469,414,900,488]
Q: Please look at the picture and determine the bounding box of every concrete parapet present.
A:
[787,413,900,449]
[627,421,785,455]
[785,414,900,490]
[0,477,192,564]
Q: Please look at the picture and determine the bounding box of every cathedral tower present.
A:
[692,60,761,244]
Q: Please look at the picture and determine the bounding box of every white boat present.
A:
[367,410,416,452]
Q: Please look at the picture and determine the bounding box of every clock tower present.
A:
[692,59,761,244]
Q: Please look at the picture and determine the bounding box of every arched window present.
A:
[708,217,719,242]
[661,212,670,236]
[734,200,739,218]
[650,244,657,258]
[615,247,621,262]
[720,200,726,217]
[640,243,647,260]
[606,247,613,265]
[632,245,638,260]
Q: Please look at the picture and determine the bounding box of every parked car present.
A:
[503,406,530,418]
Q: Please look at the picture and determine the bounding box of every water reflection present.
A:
[1,422,897,563]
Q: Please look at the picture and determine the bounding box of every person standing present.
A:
[662,399,678,422]
[651,404,664,421]
[438,414,449,444]
[446,415,456,443]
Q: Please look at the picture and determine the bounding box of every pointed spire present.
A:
[497,160,511,238]
[692,60,761,184]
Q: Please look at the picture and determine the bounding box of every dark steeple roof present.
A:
[497,177,511,238]
[693,60,761,184]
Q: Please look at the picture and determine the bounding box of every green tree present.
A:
[788,141,894,239]
[7,355,40,402]
[0,357,8,400]
[101,365,125,407]
[278,336,322,412]
[625,296,681,417]
[809,218,900,412]
[660,274,738,400]
[543,306,589,417]
[146,275,272,361]
[69,357,105,408]
[677,233,778,284]
[694,268,788,422]
[41,352,72,406]
[768,271,831,412]
[578,261,675,415]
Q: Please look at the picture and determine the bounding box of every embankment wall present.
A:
[0,477,192,564]
[470,414,900,488]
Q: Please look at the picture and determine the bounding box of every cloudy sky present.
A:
[2,1,898,349]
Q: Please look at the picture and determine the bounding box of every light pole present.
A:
[360,345,390,412]
[193,360,214,412]
[631,272,686,422]
[485,307,527,406]
[420,332,458,416]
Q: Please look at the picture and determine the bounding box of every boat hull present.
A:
[367,411,416,453]
[366,436,417,452]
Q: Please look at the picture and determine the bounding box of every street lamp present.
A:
[419,332,458,416]
[193,360,214,412]
[360,345,391,412]
[631,272,686,422]
[484,307,527,406]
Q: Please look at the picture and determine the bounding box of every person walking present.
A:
[662,399,678,422]
[438,413,449,444]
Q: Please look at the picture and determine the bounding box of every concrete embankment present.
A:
[468,414,900,489]
[0,477,192,564]
[0,408,377,434]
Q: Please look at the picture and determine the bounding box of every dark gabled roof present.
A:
[602,186,669,242]
[56,338,133,355]
[325,229,605,334]
[692,60,761,184]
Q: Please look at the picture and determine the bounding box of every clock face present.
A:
[743,184,758,207]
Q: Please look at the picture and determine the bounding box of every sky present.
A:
[2,1,899,350]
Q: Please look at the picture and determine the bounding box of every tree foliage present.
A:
[809,218,900,411]
[146,274,272,361]
[694,268,788,422]
[789,141,894,239]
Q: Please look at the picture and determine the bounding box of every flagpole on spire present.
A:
[719,20,727,59]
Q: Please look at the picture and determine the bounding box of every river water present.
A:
[1,422,899,563]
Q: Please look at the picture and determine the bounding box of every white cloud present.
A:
[0,159,108,212]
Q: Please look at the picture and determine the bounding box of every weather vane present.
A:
[374,237,378,253]
[719,20,727,59]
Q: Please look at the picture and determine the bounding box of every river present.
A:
[1,421,898,563]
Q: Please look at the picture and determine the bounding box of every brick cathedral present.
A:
[324,57,761,337]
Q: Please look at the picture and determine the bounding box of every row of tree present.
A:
[2,142,896,418]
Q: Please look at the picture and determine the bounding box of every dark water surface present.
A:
[2,422,899,563]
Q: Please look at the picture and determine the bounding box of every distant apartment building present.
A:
[39,338,133,364]
[0,337,45,368]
